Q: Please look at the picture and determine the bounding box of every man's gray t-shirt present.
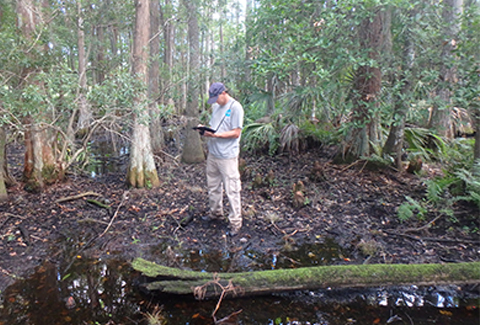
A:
[207,98,244,159]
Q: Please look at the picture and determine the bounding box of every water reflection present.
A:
[87,137,128,178]
[151,237,350,274]
[1,245,478,325]
[0,259,143,325]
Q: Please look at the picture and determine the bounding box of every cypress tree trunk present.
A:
[17,0,64,192]
[126,0,160,188]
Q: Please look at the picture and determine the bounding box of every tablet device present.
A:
[193,126,216,134]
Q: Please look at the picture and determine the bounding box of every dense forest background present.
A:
[0,0,479,218]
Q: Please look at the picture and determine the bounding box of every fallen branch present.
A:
[132,258,480,299]
[403,214,444,234]
[86,199,111,210]
[55,191,102,203]
[99,191,129,238]
[171,205,190,234]
[77,218,109,225]
[384,230,480,245]
[340,160,361,172]
[1,213,27,231]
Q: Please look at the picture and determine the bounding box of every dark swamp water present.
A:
[2,141,479,324]
[1,239,479,325]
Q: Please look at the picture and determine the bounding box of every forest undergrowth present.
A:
[1,143,479,293]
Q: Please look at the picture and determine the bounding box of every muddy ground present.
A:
[1,144,479,293]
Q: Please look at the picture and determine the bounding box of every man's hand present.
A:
[206,128,241,139]
[203,130,215,137]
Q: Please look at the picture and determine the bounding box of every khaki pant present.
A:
[206,155,242,230]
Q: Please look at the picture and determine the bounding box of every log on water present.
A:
[131,258,480,299]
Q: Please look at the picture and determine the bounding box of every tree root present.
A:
[193,273,244,324]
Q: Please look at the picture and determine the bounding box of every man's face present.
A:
[216,91,228,106]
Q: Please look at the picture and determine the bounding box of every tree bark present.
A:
[94,24,105,85]
[126,0,160,188]
[474,108,480,162]
[338,6,387,162]
[428,0,463,139]
[0,127,12,202]
[160,0,174,107]
[76,0,92,135]
[383,9,416,169]
[17,0,64,191]
[244,0,253,86]
[181,0,205,164]
[132,258,480,299]
[149,0,164,154]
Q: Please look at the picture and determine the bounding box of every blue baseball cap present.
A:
[207,82,226,104]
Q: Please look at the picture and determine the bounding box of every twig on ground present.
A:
[340,160,361,172]
[358,160,369,173]
[403,214,443,234]
[99,191,129,238]
[383,230,480,245]
[1,213,27,230]
[86,199,111,210]
[55,191,102,203]
[169,205,189,234]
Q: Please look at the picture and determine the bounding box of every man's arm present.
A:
[204,127,241,139]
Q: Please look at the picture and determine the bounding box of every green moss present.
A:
[132,258,480,298]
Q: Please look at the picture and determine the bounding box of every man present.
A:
[197,82,244,236]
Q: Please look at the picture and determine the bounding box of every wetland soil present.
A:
[1,144,479,292]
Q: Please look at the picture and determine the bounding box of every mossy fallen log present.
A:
[132,258,480,299]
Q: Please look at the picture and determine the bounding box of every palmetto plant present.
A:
[241,121,279,155]
[279,123,302,154]
[403,126,448,162]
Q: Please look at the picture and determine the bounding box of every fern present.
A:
[453,163,480,209]
[397,201,414,223]
[397,196,428,222]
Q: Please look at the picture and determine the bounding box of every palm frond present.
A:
[242,122,279,155]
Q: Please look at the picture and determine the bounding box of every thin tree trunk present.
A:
[76,1,92,135]
[219,9,226,81]
[428,0,463,139]
[181,0,205,164]
[127,0,160,188]
[149,0,164,154]
[383,9,416,169]
[161,0,174,106]
[133,258,480,299]
[0,127,11,202]
[474,109,480,162]
[95,24,105,85]
[244,0,253,85]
